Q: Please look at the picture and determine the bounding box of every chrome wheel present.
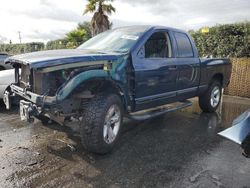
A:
[103,104,121,144]
[210,86,220,108]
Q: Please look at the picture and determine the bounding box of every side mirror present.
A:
[137,46,145,59]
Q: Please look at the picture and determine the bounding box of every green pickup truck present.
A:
[4,26,232,153]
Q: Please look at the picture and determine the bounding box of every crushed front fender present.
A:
[56,69,109,101]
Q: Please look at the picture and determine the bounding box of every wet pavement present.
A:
[0,95,250,188]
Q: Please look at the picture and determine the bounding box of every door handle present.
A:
[169,66,177,70]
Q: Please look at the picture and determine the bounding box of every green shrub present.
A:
[0,42,45,55]
[189,22,250,57]
[46,39,68,50]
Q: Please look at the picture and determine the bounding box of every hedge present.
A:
[46,39,69,50]
[189,22,250,58]
[0,42,45,55]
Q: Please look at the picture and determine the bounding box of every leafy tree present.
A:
[84,0,115,36]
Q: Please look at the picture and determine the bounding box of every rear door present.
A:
[173,32,200,99]
[132,30,179,110]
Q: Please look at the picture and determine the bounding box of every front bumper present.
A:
[4,90,39,123]
[5,84,80,124]
[4,84,57,122]
[19,100,38,123]
[9,84,56,106]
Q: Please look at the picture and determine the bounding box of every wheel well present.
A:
[71,79,127,110]
[212,73,223,85]
[83,79,122,95]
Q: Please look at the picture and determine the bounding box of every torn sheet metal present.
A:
[218,108,250,144]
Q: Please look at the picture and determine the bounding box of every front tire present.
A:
[80,93,123,154]
[199,80,222,112]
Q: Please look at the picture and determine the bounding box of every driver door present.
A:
[132,30,179,110]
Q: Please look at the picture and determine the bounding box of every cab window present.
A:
[144,32,172,58]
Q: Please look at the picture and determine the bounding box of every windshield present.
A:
[78,27,148,53]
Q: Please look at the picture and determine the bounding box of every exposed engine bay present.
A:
[17,63,104,97]
[31,69,71,96]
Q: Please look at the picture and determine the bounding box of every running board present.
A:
[127,100,192,121]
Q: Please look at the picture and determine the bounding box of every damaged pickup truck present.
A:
[4,26,232,153]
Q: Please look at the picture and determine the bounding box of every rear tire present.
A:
[199,80,222,112]
[79,93,123,154]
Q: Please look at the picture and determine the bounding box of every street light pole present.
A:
[18,31,22,43]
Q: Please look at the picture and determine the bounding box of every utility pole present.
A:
[18,31,22,43]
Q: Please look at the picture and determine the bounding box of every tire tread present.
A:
[80,93,122,154]
[199,80,222,112]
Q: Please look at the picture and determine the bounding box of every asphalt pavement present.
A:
[0,96,250,188]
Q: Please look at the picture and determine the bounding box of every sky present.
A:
[0,0,249,43]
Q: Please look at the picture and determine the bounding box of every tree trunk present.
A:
[91,12,110,37]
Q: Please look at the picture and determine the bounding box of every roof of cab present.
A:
[113,25,186,34]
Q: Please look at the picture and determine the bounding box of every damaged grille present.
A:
[19,64,65,96]
[32,65,103,96]
[33,70,68,96]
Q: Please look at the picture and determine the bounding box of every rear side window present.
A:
[174,32,193,57]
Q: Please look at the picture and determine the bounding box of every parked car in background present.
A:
[4,25,232,154]
[0,53,12,70]
[0,69,15,99]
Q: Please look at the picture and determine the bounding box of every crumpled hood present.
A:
[5,49,123,69]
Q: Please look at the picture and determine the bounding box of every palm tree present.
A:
[84,0,115,36]
[66,29,87,47]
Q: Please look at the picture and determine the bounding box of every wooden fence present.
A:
[224,58,250,98]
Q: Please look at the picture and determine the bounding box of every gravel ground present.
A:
[0,96,250,188]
